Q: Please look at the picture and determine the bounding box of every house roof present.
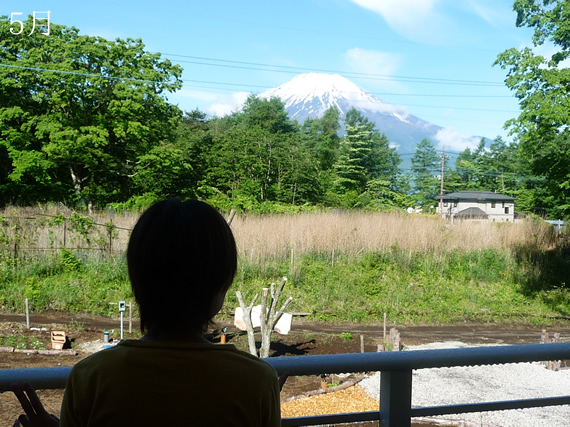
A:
[435,191,516,202]
[455,207,489,218]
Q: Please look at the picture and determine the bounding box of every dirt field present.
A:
[1,312,566,426]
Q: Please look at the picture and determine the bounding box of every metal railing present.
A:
[1,342,570,426]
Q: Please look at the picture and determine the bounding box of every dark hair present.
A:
[127,199,237,333]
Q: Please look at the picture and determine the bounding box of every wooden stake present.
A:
[360,334,364,353]
[128,301,132,334]
[25,298,30,329]
[226,209,236,226]
[383,312,387,340]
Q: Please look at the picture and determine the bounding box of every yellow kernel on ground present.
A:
[281,385,378,418]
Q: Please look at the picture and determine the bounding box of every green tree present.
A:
[495,0,570,216]
[334,122,371,192]
[411,138,440,205]
[334,108,400,194]
[0,17,183,208]
[200,98,322,209]
[240,95,297,134]
[301,107,341,170]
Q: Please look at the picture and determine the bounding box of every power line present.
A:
[182,78,512,99]
[0,63,517,116]
[0,63,171,85]
[165,54,505,87]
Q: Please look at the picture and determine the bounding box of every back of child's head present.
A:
[127,199,237,333]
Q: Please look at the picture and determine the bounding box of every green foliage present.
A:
[332,108,401,199]
[3,242,568,325]
[340,332,353,341]
[495,0,570,217]
[60,249,82,272]
[68,213,94,243]
[411,138,440,206]
[0,17,183,207]
[107,193,161,212]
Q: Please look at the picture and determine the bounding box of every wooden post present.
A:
[236,291,259,356]
[226,209,236,226]
[128,301,132,334]
[360,334,364,353]
[383,312,387,340]
[259,278,292,359]
[439,145,445,219]
[25,298,30,329]
[237,277,292,358]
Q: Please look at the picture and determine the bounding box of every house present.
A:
[435,191,515,223]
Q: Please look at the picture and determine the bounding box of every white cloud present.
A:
[361,101,409,117]
[205,92,250,117]
[344,47,407,92]
[350,0,437,27]
[434,128,481,152]
[348,0,448,43]
[171,88,221,103]
[346,48,401,77]
[464,0,513,27]
[167,89,250,117]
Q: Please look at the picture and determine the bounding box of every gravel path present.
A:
[359,342,570,427]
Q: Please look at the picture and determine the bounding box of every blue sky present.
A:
[6,1,537,152]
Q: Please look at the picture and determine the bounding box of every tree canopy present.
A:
[495,0,570,216]
[0,16,183,208]
[0,17,556,215]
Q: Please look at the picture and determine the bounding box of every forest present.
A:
[0,15,568,218]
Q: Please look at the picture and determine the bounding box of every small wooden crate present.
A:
[51,330,66,350]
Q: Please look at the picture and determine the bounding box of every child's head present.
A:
[127,199,237,334]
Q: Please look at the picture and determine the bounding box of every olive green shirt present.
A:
[60,339,281,426]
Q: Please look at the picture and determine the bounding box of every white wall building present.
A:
[435,191,516,223]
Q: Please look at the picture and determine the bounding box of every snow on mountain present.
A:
[260,73,444,155]
[261,73,392,117]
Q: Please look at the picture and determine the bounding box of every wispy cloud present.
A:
[465,0,513,27]
[205,92,250,117]
[348,0,448,43]
[345,48,401,78]
[168,89,250,117]
[344,47,407,93]
[434,128,481,152]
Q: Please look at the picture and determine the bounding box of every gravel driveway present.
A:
[359,342,570,427]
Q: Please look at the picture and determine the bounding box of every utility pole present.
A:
[440,146,445,219]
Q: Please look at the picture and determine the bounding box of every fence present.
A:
[1,342,569,426]
[0,212,133,260]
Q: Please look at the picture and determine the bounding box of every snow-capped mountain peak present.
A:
[260,73,389,119]
[258,73,444,157]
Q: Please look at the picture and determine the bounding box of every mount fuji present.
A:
[260,73,444,155]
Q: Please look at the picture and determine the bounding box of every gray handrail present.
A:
[265,342,570,374]
[1,342,569,426]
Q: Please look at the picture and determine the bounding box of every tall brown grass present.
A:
[231,211,556,260]
[1,207,557,259]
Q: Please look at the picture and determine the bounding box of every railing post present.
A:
[380,369,412,426]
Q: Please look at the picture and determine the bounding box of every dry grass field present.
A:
[0,206,556,260]
[231,211,555,260]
